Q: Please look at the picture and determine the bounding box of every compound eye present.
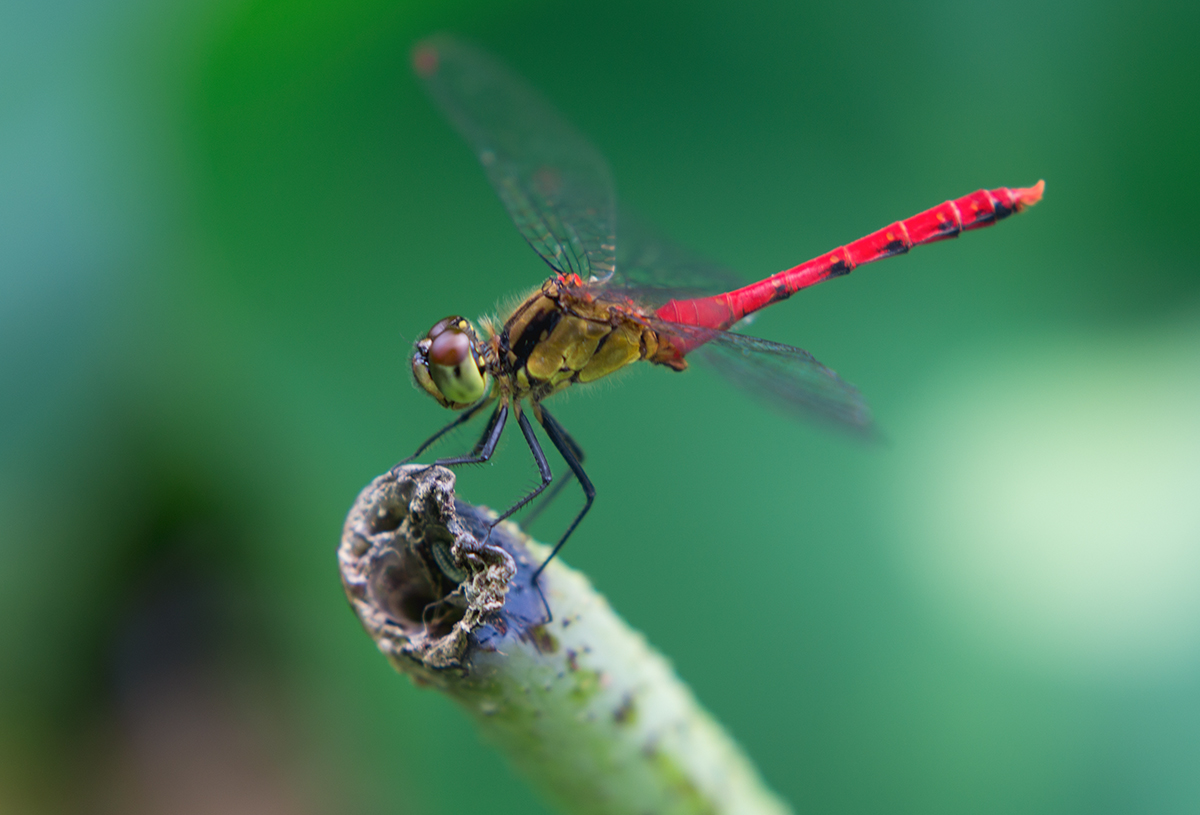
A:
[429,328,471,367]
[426,316,458,341]
[422,321,487,406]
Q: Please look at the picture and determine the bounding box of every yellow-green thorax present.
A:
[489,277,686,404]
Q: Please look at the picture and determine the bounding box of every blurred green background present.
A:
[3,0,1199,812]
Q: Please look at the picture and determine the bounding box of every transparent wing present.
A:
[606,211,747,305]
[641,317,874,433]
[413,35,616,280]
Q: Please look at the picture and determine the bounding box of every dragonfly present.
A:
[405,34,1042,586]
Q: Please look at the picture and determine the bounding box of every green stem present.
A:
[340,464,792,815]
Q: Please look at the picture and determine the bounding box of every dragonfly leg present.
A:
[433,401,508,466]
[531,405,595,583]
[397,397,493,465]
[521,423,584,527]
[487,409,554,528]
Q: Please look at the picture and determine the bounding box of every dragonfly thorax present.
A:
[412,316,491,409]
[490,276,687,405]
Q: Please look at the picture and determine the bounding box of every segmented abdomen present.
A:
[655,181,1044,333]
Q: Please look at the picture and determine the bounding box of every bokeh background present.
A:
[3,0,1199,813]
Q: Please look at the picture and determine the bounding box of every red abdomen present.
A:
[656,181,1044,334]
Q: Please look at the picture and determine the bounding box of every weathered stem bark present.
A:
[340,464,792,815]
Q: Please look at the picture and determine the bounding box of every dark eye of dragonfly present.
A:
[426,316,458,341]
[429,328,470,367]
[411,316,489,409]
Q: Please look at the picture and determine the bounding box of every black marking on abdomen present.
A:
[769,281,792,304]
[937,219,962,238]
[828,257,853,277]
[879,239,911,259]
[965,207,996,228]
[993,200,1015,220]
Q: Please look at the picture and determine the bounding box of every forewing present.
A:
[642,318,873,433]
[607,212,746,305]
[413,35,616,280]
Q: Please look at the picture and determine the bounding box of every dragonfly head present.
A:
[412,316,490,409]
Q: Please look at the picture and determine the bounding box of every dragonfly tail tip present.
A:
[1014,179,1045,209]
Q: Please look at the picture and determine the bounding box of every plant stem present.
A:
[340,464,792,815]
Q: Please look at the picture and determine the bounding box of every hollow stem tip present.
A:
[340,464,792,815]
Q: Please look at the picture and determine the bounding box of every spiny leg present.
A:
[487,408,554,528]
[468,399,507,457]
[531,405,595,583]
[521,421,585,528]
[434,401,508,467]
[398,397,493,465]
